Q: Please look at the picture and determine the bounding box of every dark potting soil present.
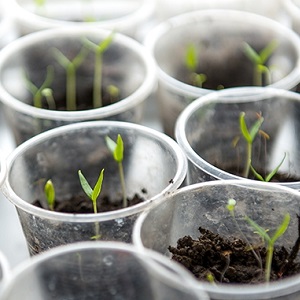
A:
[169,226,300,284]
[177,48,254,90]
[36,87,121,111]
[176,37,276,90]
[218,165,300,183]
[33,193,145,213]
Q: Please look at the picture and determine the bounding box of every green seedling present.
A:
[185,43,207,88]
[239,111,286,181]
[78,168,104,214]
[206,272,217,285]
[226,199,262,271]
[53,46,89,111]
[24,65,54,108]
[239,111,265,178]
[83,32,115,108]
[41,88,56,110]
[250,152,287,182]
[78,168,104,240]
[243,40,278,86]
[81,0,96,22]
[105,134,127,208]
[245,213,290,283]
[44,179,55,211]
[106,84,120,103]
[34,0,46,7]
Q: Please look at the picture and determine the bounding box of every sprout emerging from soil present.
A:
[44,179,55,211]
[185,43,207,88]
[105,134,127,208]
[227,198,291,283]
[245,213,290,283]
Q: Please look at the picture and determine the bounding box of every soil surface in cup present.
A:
[177,40,275,89]
[33,192,145,213]
[36,87,121,111]
[220,166,300,183]
[169,226,300,284]
[178,53,253,90]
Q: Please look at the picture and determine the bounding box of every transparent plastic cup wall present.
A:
[0,153,8,286]
[175,87,300,189]
[0,26,157,145]
[157,0,283,21]
[0,242,209,300]
[133,180,300,300]
[1,121,187,255]
[8,0,156,39]
[145,9,300,136]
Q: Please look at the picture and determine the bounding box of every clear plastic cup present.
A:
[0,26,157,145]
[2,120,187,255]
[9,0,156,38]
[0,241,209,300]
[133,179,300,299]
[145,9,300,136]
[175,87,300,189]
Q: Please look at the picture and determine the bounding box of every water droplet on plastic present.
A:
[103,255,114,266]
[115,218,124,226]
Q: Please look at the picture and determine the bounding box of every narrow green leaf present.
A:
[78,170,93,199]
[250,164,265,181]
[41,66,54,90]
[114,134,124,163]
[82,38,99,52]
[239,112,252,143]
[105,135,117,154]
[105,135,124,163]
[243,42,261,64]
[98,32,115,53]
[52,48,71,68]
[259,40,278,64]
[249,115,264,141]
[270,213,290,245]
[72,46,89,67]
[245,215,271,243]
[92,169,104,202]
[185,43,198,72]
[265,152,286,182]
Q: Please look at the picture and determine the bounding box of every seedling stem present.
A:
[78,168,104,240]
[105,134,127,208]
[185,43,207,88]
[245,213,290,283]
[239,112,264,178]
[83,32,115,108]
[53,46,89,111]
[239,112,286,181]
[25,65,54,108]
[226,199,262,271]
[243,40,278,86]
